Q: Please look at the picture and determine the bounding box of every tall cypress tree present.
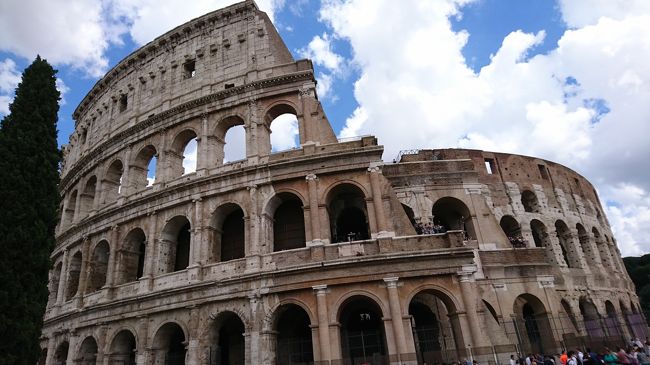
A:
[0,56,61,364]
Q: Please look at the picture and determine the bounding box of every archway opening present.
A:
[80,176,97,217]
[593,228,612,269]
[104,160,123,203]
[131,145,157,190]
[339,296,387,364]
[270,113,299,153]
[576,224,597,266]
[116,228,146,284]
[275,304,313,365]
[88,240,110,293]
[170,130,198,177]
[604,301,622,337]
[431,197,476,239]
[409,290,463,364]
[109,330,137,365]
[223,125,246,163]
[513,294,554,355]
[54,341,69,364]
[208,312,246,365]
[62,190,78,226]
[153,323,186,365]
[209,204,246,263]
[500,215,524,247]
[555,220,579,268]
[77,336,98,364]
[521,190,540,213]
[327,184,370,243]
[271,193,306,252]
[65,251,82,301]
[49,262,62,304]
[560,299,579,334]
[580,297,604,338]
[159,216,191,274]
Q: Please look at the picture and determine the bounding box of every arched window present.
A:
[576,223,597,266]
[271,193,306,252]
[604,300,622,337]
[208,312,246,365]
[77,336,98,364]
[431,197,476,239]
[592,227,613,269]
[104,159,123,203]
[580,297,604,337]
[116,228,146,284]
[270,113,299,153]
[54,342,69,364]
[327,184,370,243]
[521,190,540,213]
[109,330,137,365]
[159,216,191,273]
[555,220,580,268]
[210,204,246,262]
[500,215,523,247]
[339,296,387,364]
[560,299,579,333]
[212,115,246,164]
[274,304,313,364]
[170,130,198,177]
[152,323,186,365]
[62,190,78,226]
[79,176,97,218]
[88,240,110,293]
[49,262,62,305]
[265,104,300,155]
[513,294,555,354]
[131,145,157,191]
[65,251,82,301]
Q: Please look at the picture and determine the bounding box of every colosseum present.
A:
[41,1,647,365]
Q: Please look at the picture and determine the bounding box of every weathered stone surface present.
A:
[41,2,643,365]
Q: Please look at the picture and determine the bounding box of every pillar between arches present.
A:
[313,284,332,363]
[384,277,417,365]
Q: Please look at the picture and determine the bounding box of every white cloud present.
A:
[298,32,346,101]
[558,0,650,28]
[602,184,650,257]
[55,78,70,106]
[0,58,20,114]
[0,0,281,77]
[320,0,650,255]
[270,113,299,151]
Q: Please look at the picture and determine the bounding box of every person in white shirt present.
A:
[511,355,517,365]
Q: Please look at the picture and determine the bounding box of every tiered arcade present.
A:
[41,2,645,365]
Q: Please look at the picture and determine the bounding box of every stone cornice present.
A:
[73,0,257,121]
[60,70,314,192]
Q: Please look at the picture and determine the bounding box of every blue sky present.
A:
[1,0,650,256]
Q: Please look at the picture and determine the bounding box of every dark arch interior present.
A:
[65,252,82,300]
[555,221,574,268]
[155,323,186,365]
[78,337,98,362]
[221,209,245,261]
[110,330,136,365]
[500,215,523,246]
[174,223,190,271]
[339,297,386,364]
[273,198,306,252]
[55,342,69,363]
[118,229,147,284]
[212,314,245,365]
[431,197,475,239]
[328,185,369,243]
[521,190,540,213]
[409,301,442,364]
[88,241,110,292]
[276,305,313,365]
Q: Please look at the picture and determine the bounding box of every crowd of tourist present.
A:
[415,221,447,235]
[506,338,650,365]
[508,234,527,248]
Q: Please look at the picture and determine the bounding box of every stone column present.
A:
[186,306,201,364]
[197,113,209,173]
[66,331,79,365]
[76,237,91,307]
[72,184,83,223]
[188,198,203,282]
[45,336,56,365]
[120,146,132,199]
[246,185,261,272]
[248,294,261,365]
[457,266,486,348]
[368,165,390,236]
[56,249,69,306]
[306,174,321,244]
[136,316,149,365]
[313,285,332,363]
[140,212,157,292]
[105,225,119,297]
[384,277,411,364]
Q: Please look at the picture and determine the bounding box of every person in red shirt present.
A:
[561,351,568,365]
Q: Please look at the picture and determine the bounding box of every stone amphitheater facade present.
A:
[41,1,646,365]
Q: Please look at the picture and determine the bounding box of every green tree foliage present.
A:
[0,56,61,364]
[623,253,650,319]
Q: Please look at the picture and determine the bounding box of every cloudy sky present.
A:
[1,0,649,256]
